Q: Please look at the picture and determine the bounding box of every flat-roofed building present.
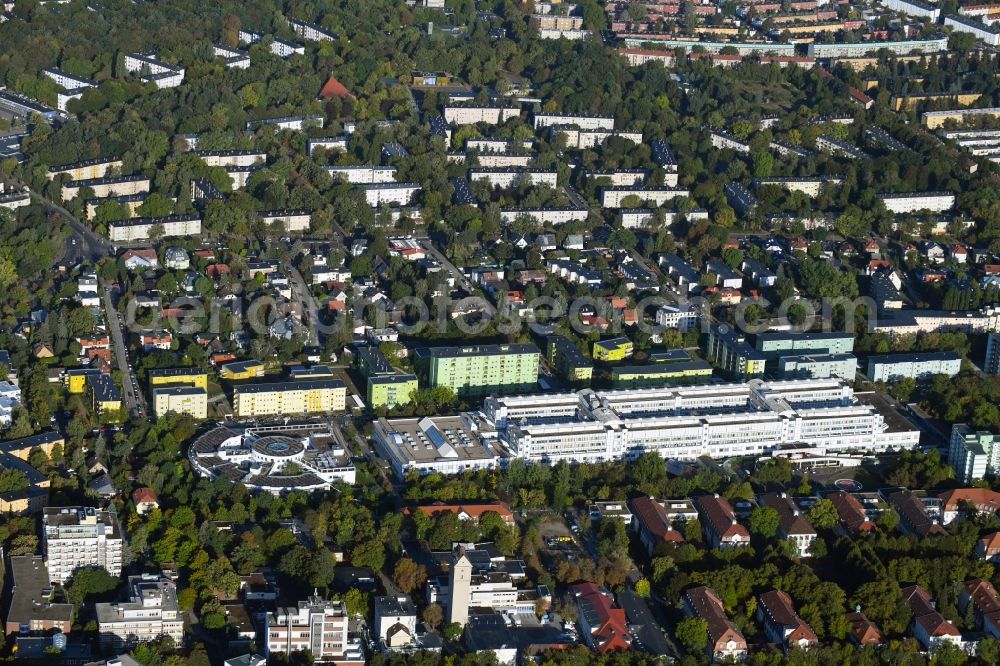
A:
[4,556,73,636]
[232,379,347,417]
[43,506,123,583]
[371,415,508,479]
[778,353,857,380]
[265,596,364,663]
[414,344,540,396]
[807,36,947,57]
[153,386,208,419]
[866,352,961,382]
[96,575,183,649]
[547,335,594,384]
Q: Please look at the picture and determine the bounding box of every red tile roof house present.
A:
[571,583,632,655]
[845,611,882,646]
[757,590,818,652]
[406,501,514,526]
[132,487,159,515]
[902,585,961,650]
[693,494,750,549]
[960,578,1000,635]
[630,497,684,556]
[683,586,748,661]
[888,490,947,538]
[757,493,817,557]
[827,491,877,537]
[938,488,1000,526]
[977,532,1000,562]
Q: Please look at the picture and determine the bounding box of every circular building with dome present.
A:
[188,424,355,494]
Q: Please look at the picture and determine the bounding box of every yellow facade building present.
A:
[593,338,634,363]
[148,368,209,390]
[233,380,347,417]
[153,386,208,419]
[219,360,266,381]
[67,368,102,394]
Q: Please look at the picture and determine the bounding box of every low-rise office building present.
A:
[371,415,508,479]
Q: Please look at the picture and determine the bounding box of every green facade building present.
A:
[414,343,540,396]
[611,360,713,388]
[754,331,855,360]
[358,346,418,409]
[546,335,593,385]
[368,373,419,409]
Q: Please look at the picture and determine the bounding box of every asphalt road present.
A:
[289,266,321,346]
[102,284,147,418]
[418,239,497,316]
[2,176,112,263]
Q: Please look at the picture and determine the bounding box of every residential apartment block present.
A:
[948,423,999,483]
[153,386,208,419]
[123,52,185,89]
[706,326,766,379]
[62,174,150,201]
[468,169,558,189]
[96,575,184,649]
[360,183,421,207]
[878,191,955,214]
[43,506,124,583]
[265,596,364,663]
[778,353,857,380]
[443,105,520,125]
[108,215,202,243]
[414,344,540,397]
[547,335,594,384]
[232,379,347,417]
[866,352,961,382]
[533,113,614,131]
